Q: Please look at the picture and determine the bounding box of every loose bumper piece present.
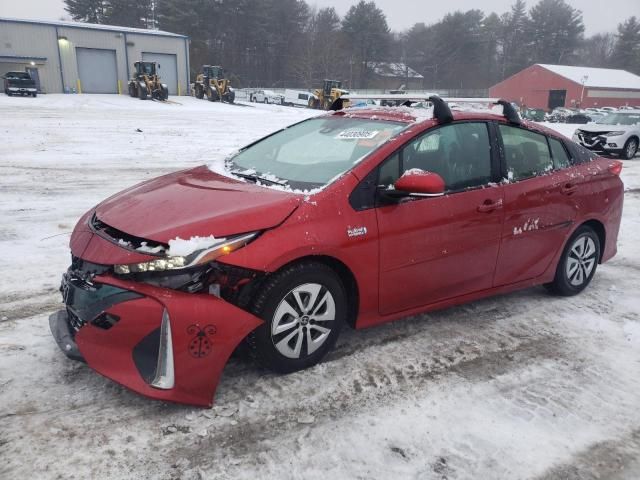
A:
[50,273,264,407]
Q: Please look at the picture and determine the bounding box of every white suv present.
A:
[250,89,284,104]
[573,110,640,159]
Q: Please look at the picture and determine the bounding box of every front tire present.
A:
[621,137,638,160]
[138,85,148,100]
[546,226,600,296]
[248,262,346,373]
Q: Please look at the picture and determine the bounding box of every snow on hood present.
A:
[167,235,223,257]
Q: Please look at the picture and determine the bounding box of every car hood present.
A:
[94,165,301,243]
[578,124,636,133]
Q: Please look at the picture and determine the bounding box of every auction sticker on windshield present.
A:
[336,130,380,140]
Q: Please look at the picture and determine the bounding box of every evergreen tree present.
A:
[528,0,584,64]
[500,0,530,78]
[430,10,487,89]
[611,16,640,74]
[64,0,107,23]
[577,33,615,68]
[341,1,390,88]
[103,0,154,28]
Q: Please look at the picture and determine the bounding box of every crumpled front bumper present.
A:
[573,132,624,153]
[50,274,263,407]
[8,87,37,93]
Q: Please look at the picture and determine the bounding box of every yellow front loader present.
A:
[309,79,349,110]
[128,61,168,101]
[193,65,235,103]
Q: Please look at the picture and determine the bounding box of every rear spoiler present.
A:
[330,94,521,125]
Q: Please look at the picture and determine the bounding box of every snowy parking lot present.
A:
[1,94,640,479]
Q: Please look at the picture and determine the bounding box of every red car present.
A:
[50,98,624,407]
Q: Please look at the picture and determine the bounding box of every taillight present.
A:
[609,161,623,176]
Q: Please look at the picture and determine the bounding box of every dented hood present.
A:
[94,166,301,243]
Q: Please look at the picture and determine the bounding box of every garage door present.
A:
[142,52,178,95]
[76,48,118,94]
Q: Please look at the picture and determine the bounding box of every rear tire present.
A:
[248,262,346,373]
[32,92,37,98]
[621,137,638,160]
[545,226,600,296]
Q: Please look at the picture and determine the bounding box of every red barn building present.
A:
[490,64,640,111]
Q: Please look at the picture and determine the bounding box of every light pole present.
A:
[580,75,589,107]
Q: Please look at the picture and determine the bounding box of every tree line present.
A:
[64,0,640,90]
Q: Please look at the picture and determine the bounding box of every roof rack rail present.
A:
[330,94,522,125]
[428,95,453,124]
[495,99,521,125]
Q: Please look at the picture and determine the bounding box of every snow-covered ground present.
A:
[1,95,639,480]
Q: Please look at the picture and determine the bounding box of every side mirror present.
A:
[394,170,445,196]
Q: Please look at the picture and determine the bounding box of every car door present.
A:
[493,124,579,286]
[375,122,504,315]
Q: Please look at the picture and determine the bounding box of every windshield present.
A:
[6,72,30,80]
[228,116,406,190]
[596,113,640,125]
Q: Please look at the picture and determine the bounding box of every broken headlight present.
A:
[114,232,258,275]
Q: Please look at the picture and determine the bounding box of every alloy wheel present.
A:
[566,235,597,287]
[271,283,336,359]
[626,139,638,159]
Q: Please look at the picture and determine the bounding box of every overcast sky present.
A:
[0,0,636,36]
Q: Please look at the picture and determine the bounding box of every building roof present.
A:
[537,64,640,90]
[0,17,187,39]
[367,62,424,79]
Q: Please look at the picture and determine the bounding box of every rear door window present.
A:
[548,137,571,169]
[499,125,553,181]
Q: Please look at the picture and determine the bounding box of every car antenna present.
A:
[428,95,453,124]
[496,99,522,125]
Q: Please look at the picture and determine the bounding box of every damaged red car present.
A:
[50,97,623,407]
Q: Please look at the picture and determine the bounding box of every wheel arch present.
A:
[270,255,360,329]
[578,219,606,263]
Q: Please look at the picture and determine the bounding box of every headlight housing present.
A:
[605,131,625,137]
[114,232,258,275]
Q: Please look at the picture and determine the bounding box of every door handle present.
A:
[561,183,578,195]
[477,199,502,213]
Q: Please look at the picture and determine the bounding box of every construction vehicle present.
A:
[128,61,169,101]
[309,79,349,110]
[193,65,235,103]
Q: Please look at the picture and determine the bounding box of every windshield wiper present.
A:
[230,170,288,187]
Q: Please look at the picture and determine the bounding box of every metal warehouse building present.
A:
[0,17,189,95]
[490,64,640,110]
